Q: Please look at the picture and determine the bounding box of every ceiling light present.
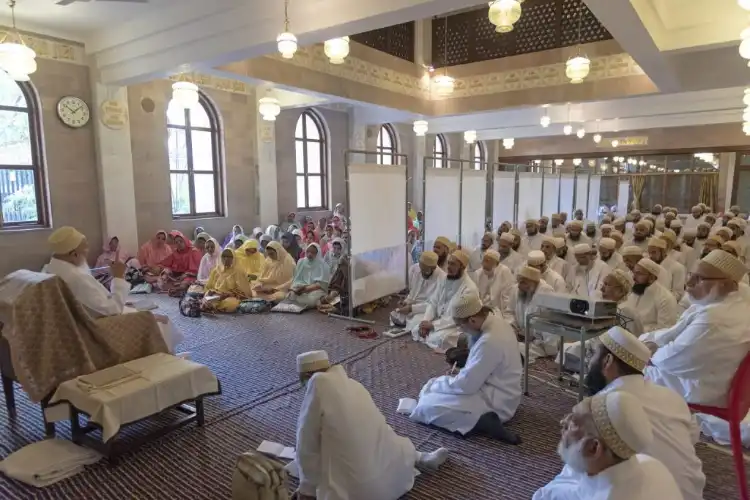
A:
[464,130,477,144]
[638,160,647,166]
[573,158,582,166]
[743,108,750,122]
[0,0,36,81]
[324,37,350,64]
[554,159,564,166]
[611,139,619,148]
[171,81,199,109]
[740,0,750,11]
[566,55,590,84]
[488,0,522,34]
[503,138,514,149]
[740,27,750,64]
[576,126,585,139]
[433,74,455,97]
[540,115,551,128]
[588,159,596,167]
[744,122,750,136]
[413,120,428,136]
[277,0,297,59]
[533,159,541,165]
[563,124,573,135]
[593,133,602,144]
[258,96,281,121]
[744,89,750,106]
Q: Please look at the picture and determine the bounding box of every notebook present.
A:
[257,440,295,460]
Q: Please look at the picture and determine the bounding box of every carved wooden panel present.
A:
[432,0,612,68]
[351,22,415,62]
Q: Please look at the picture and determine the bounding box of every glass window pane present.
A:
[190,103,211,128]
[0,110,31,165]
[0,74,25,108]
[296,140,305,173]
[0,169,37,223]
[170,173,190,215]
[166,101,186,126]
[295,115,304,139]
[307,176,322,208]
[167,128,188,171]
[306,141,321,174]
[194,173,216,213]
[191,130,214,171]
[305,114,320,140]
[296,175,307,208]
[381,127,392,149]
[377,129,383,148]
[382,153,393,165]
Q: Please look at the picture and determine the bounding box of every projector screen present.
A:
[492,171,516,229]
[461,169,487,249]
[518,172,543,224]
[560,174,575,216]
[424,167,461,249]
[348,164,408,307]
[543,173,560,215]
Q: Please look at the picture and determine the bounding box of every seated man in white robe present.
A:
[623,258,678,334]
[538,215,550,236]
[391,251,445,330]
[571,244,609,298]
[599,224,613,240]
[684,205,704,231]
[627,220,651,253]
[679,229,699,272]
[642,250,750,407]
[410,294,522,445]
[470,249,513,311]
[649,236,685,300]
[505,266,555,362]
[44,226,183,352]
[542,237,572,290]
[293,350,449,500]
[550,213,565,237]
[609,230,625,253]
[468,232,494,272]
[532,391,682,500]
[564,221,590,267]
[510,229,529,257]
[413,250,479,352]
[497,232,523,274]
[693,222,711,256]
[527,250,566,293]
[523,219,545,251]
[598,238,626,272]
[432,236,452,271]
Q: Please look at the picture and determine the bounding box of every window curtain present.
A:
[630,175,646,211]
[699,174,718,209]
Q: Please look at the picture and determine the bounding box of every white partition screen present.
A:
[425,167,461,249]
[461,169,487,249]
[617,180,630,216]
[518,172,543,224]
[349,164,408,307]
[587,175,602,221]
[560,174,576,215]
[575,174,590,215]
[492,171,516,229]
[542,174,560,215]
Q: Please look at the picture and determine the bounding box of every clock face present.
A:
[57,96,90,128]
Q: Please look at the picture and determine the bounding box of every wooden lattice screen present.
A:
[431,0,612,68]
[351,22,416,62]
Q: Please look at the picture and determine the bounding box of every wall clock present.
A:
[57,96,90,128]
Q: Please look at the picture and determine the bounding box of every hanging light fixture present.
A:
[277,0,297,59]
[593,133,602,144]
[171,79,199,109]
[413,120,428,136]
[433,16,454,97]
[611,139,619,148]
[740,0,750,10]
[565,1,590,83]
[324,37,350,64]
[503,138,514,149]
[0,0,37,81]
[744,122,750,136]
[488,0,522,33]
[576,126,586,139]
[563,124,573,135]
[740,27,750,65]
[540,105,551,127]
[464,130,477,144]
[258,95,281,121]
[573,158,582,166]
[554,159,564,166]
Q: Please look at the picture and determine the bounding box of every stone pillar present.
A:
[414,19,433,68]
[718,152,736,211]
[413,134,426,209]
[347,107,368,164]
[90,77,139,254]
[255,86,279,228]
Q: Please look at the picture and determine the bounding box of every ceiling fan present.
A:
[56,0,149,5]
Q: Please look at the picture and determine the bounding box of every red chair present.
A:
[688,351,750,500]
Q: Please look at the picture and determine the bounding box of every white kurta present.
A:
[622,283,678,333]
[571,260,609,298]
[600,252,627,273]
[296,365,418,500]
[548,256,573,291]
[468,247,486,273]
[391,264,445,330]
[626,238,649,254]
[642,290,750,406]
[471,265,514,311]
[498,250,524,275]
[532,454,683,500]
[523,233,545,252]
[411,272,479,352]
[409,314,522,434]
[505,282,556,361]
[683,215,704,231]
[541,268,568,294]
[564,235,592,267]
[660,257,686,300]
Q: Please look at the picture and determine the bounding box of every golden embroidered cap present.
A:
[499,233,515,243]
[588,391,653,460]
[599,326,651,373]
[551,213,561,221]
[585,221,596,228]
[484,249,501,263]
[452,292,483,319]
[598,238,616,251]
[660,229,677,244]
[609,230,624,242]
[539,216,550,222]
[620,246,644,257]
[517,266,541,282]
[297,350,330,374]
[553,237,566,249]
[647,237,667,249]
[419,250,439,267]
[670,220,682,229]
[451,249,470,268]
[483,232,496,241]
[722,240,741,255]
[630,209,641,216]
[702,249,748,282]
[716,227,733,239]
[542,236,557,245]
[682,228,697,237]
[608,269,633,290]
[568,220,583,230]
[636,258,662,278]
[48,226,85,255]
[635,220,650,230]
[525,218,538,226]
[653,204,662,211]
[434,236,451,248]
[613,217,626,226]
[573,243,592,255]
[526,250,546,266]
[600,224,614,231]
[697,222,711,230]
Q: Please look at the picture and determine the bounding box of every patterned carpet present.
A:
[0,294,743,499]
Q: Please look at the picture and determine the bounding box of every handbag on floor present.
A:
[239,299,272,314]
[179,295,201,318]
[231,451,289,500]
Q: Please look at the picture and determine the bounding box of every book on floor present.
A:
[257,440,295,460]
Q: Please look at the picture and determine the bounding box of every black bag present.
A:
[179,295,201,317]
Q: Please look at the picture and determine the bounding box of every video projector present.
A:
[534,292,618,319]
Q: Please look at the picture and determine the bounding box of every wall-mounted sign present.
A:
[100,100,129,130]
[598,136,649,147]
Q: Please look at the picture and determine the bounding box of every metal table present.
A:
[523,310,618,401]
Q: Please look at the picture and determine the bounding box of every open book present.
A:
[257,440,295,460]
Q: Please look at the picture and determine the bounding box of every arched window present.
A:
[295,110,327,209]
[376,124,397,165]
[167,92,224,218]
[0,73,46,228]
[433,134,447,168]
[473,141,486,170]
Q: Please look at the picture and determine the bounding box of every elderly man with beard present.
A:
[649,236,685,300]
[612,217,627,237]
[641,250,750,407]
[565,220,590,253]
[410,294,523,445]
[599,224,613,240]
[584,221,598,242]
[609,230,624,252]
[506,266,555,363]
[497,221,512,236]
[559,212,569,225]
[651,204,664,219]
[413,250,479,352]
[541,237,572,290]
[660,229,686,267]
[541,327,704,500]
[527,250,567,293]
[679,229,699,272]
[533,391,681,500]
[597,238,626,272]
[627,220,651,252]
[571,244,609,298]
[523,219,545,251]
[471,249,513,311]
[510,228,527,256]
[432,236,452,271]
[623,258,677,334]
[727,217,750,262]
[693,222,711,255]
[391,251,445,330]
[538,216,550,235]
[469,232,495,272]
[573,209,584,221]
[550,213,564,236]
[497,232,523,274]
[698,235,722,259]
[684,205,704,231]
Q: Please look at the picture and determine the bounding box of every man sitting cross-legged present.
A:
[470,248,514,311]
[410,294,523,444]
[391,250,445,330]
[293,351,449,500]
[504,266,555,363]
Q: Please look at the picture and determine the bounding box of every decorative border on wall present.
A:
[167,73,254,95]
[0,29,86,65]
